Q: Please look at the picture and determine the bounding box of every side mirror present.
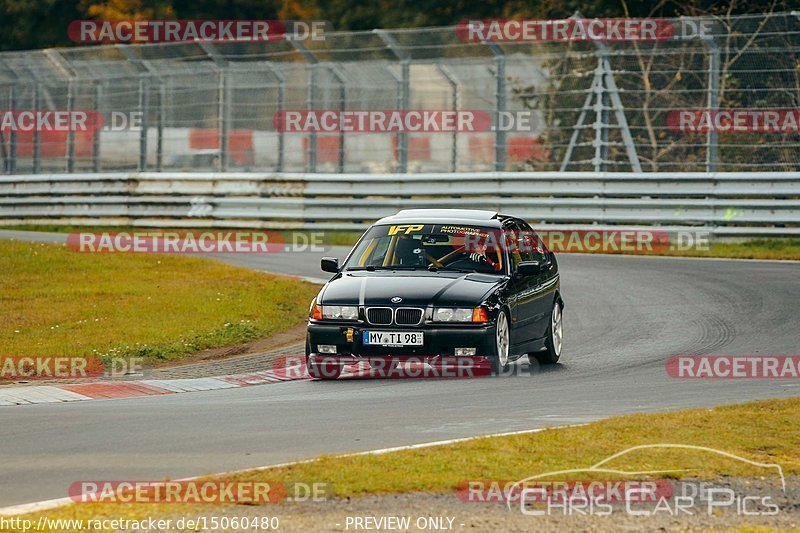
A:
[516,260,543,277]
[320,257,339,273]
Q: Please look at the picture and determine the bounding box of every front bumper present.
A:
[306,321,495,361]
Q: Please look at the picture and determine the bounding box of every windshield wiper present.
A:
[432,266,475,273]
[345,265,427,272]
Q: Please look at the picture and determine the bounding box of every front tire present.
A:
[530,299,563,365]
[491,310,511,374]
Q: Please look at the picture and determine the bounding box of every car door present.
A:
[504,221,539,346]
[519,222,558,340]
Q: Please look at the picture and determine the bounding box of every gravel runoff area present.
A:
[119,477,799,532]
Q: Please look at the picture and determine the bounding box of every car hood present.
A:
[319,271,505,307]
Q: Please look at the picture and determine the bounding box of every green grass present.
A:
[9,397,798,532]
[0,224,139,234]
[0,239,319,362]
[667,238,800,260]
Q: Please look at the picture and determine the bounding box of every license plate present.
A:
[363,331,424,346]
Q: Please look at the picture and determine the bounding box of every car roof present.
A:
[375,209,514,228]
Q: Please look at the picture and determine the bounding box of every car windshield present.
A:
[343,223,506,275]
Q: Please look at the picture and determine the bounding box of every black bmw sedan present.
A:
[305,209,564,379]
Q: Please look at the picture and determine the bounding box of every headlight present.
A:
[319,305,359,320]
[434,308,474,322]
[433,307,490,323]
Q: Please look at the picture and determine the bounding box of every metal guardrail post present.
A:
[436,64,459,172]
[486,42,506,171]
[264,63,286,172]
[291,40,320,173]
[375,30,410,173]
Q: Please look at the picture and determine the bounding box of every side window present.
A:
[521,225,548,264]
[507,221,547,270]
[504,222,529,270]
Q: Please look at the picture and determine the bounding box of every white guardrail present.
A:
[0,172,799,236]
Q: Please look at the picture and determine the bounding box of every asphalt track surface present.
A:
[0,230,798,507]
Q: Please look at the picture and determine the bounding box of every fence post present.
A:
[265,63,286,172]
[486,42,506,171]
[306,65,318,172]
[116,44,160,172]
[375,30,410,173]
[44,49,77,173]
[436,64,459,172]
[399,61,410,172]
[197,43,231,171]
[32,83,41,173]
[138,77,149,171]
[92,82,102,172]
[218,69,230,171]
[704,37,721,173]
[65,79,75,173]
[291,40,320,173]
[595,49,609,172]
[328,65,347,173]
[0,86,8,173]
[8,84,17,174]
[156,82,165,171]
